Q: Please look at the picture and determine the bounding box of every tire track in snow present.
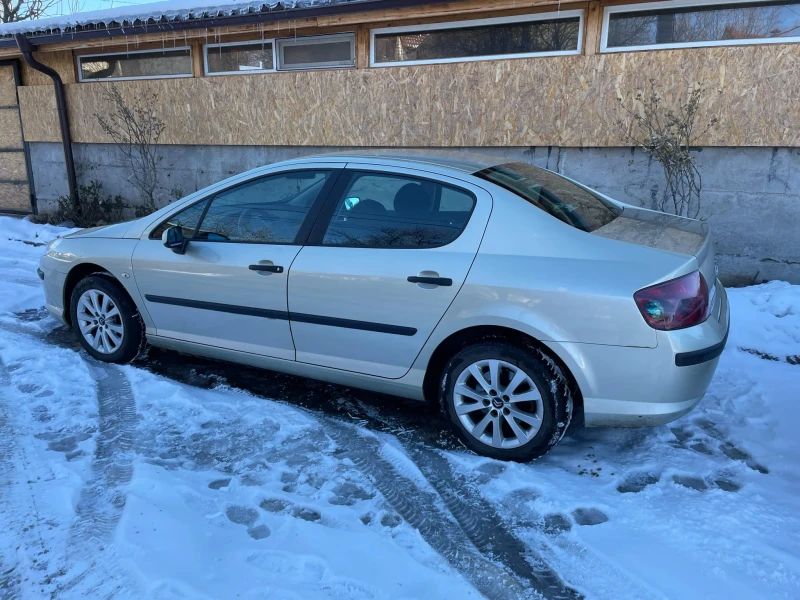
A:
[399,441,584,600]
[53,360,138,600]
[0,324,138,598]
[70,361,136,547]
[324,418,543,600]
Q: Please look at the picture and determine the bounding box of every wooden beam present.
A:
[356,24,369,68]
[191,42,204,77]
[584,1,602,55]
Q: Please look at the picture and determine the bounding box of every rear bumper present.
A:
[675,330,728,367]
[546,281,730,428]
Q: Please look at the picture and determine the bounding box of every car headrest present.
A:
[394,183,434,216]
[350,199,388,216]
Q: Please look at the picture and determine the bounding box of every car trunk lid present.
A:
[593,205,717,285]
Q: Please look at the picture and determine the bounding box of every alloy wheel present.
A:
[453,359,544,449]
[77,289,125,354]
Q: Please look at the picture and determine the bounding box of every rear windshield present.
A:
[474,162,620,232]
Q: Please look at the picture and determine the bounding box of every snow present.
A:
[0,0,371,36]
[1,214,799,599]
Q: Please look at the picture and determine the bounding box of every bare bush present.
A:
[35,180,128,228]
[617,79,717,219]
[96,86,165,215]
[1,0,56,22]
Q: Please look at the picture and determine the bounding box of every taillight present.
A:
[634,271,710,331]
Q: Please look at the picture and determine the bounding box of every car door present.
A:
[288,165,492,378]
[131,166,341,360]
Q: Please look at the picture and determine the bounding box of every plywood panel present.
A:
[0,66,17,107]
[17,44,800,148]
[719,45,800,146]
[0,182,30,212]
[20,51,76,85]
[0,151,27,180]
[0,108,23,148]
[429,59,565,146]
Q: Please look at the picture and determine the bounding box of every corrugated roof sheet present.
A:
[0,0,372,37]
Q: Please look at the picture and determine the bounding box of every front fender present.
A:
[41,238,154,331]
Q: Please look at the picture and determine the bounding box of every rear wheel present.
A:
[440,342,572,461]
[70,275,144,363]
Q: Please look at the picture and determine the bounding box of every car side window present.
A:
[321,172,476,249]
[150,199,208,240]
[196,170,332,244]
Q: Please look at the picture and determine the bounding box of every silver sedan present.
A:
[38,151,729,461]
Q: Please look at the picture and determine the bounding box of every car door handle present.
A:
[249,264,284,273]
[407,276,452,286]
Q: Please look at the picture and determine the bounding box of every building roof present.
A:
[0,0,442,47]
[0,0,365,36]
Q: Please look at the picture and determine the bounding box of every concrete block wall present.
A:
[28,142,800,285]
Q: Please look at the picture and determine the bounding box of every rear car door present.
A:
[131,167,340,360]
[288,166,492,378]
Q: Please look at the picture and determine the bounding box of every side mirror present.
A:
[162,226,187,254]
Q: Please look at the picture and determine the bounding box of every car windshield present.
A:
[474,162,620,232]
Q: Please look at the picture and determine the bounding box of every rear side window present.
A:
[475,162,619,232]
[321,171,476,249]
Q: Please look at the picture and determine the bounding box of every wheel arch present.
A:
[421,324,584,428]
[62,263,117,326]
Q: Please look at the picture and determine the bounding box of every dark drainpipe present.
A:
[14,33,78,205]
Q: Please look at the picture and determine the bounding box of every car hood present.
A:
[64,220,135,239]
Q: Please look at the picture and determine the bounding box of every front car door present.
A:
[131,166,341,360]
[288,165,492,378]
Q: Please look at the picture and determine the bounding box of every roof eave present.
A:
[0,0,448,50]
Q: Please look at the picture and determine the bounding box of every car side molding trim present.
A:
[144,295,417,337]
[145,295,288,320]
[290,312,417,336]
[674,330,728,367]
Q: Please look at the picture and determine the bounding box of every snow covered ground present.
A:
[0,215,798,600]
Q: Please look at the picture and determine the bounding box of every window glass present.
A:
[373,16,580,64]
[475,162,619,232]
[277,34,355,69]
[150,199,208,240]
[206,42,274,74]
[607,1,800,48]
[79,48,191,81]
[194,171,331,244]
[322,172,475,249]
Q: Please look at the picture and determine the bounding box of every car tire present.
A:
[440,341,572,462]
[70,274,145,364]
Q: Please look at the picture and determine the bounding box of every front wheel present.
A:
[70,274,144,363]
[440,342,572,461]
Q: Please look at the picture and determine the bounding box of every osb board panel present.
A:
[0,182,30,212]
[21,51,76,86]
[0,67,17,107]
[0,152,27,181]
[0,109,23,148]
[17,44,800,147]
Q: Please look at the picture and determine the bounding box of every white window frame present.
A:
[369,10,584,67]
[601,0,800,53]
[276,33,356,71]
[76,46,193,82]
[204,39,277,76]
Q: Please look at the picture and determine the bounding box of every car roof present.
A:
[280,149,508,174]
